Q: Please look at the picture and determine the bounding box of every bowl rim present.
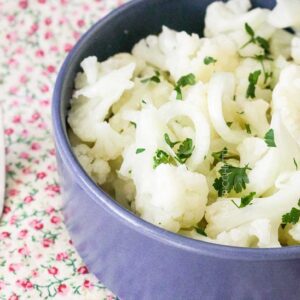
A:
[52,0,300,261]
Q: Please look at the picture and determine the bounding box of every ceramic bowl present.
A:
[52,0,300,299]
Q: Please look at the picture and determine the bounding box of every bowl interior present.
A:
[53,0,300,259]
[59,0,276,136]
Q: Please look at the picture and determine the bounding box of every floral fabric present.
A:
[0,0,126,299]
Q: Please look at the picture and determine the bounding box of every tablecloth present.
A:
[0,1,127,299]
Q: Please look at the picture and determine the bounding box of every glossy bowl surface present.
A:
[52,0,300,299]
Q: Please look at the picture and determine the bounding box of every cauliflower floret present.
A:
[73,144,110,185]
[291,37,300,65]
[205,172,300,238]
[133,26,239,82]
[272,65,300,146]
[270,29,293,59]
[268,0,300,30]
[139,164,208,232]
[119,105,209,232]
[207,72,248,144]
[68,60,135,142]
[237,137,268,168]
[91,122,126,161]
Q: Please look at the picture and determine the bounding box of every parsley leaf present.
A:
[245,123,251,134]
[243,23,271,57]
[130,121,137,128]
[136,148,145,154]
[194,227,207,237]
[174,73,196,100]
[141,70,161,83]
[256,36,270,55]
[213,164,251,196]
[293,158,298,170]
[246,70,261,99]
[226,121,233,127]
[164,133,179,148]
[282,207,300,225]
[175,138,195,164]
[211,147,239,165]
[245,22,255,39]
[153,150,173,169]
[204,56,217,65]
[264,129,276,147]
[231,192,256,208]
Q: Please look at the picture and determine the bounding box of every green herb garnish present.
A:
[164,133,179,148]
[130,121,137,128]
[264,129,276,147]
[195,227,207,237]
[174,73,196,100]
[231,192,256,208]
[204,56,217,65]
[136,148,145,154]
[175,138,195,164]
[213,164,251,196]
[141,70,161,83]
[293,158,298,170]
[282,207,300,225]
[245,123,251,134]
[246,70,261,99]
[153,150,173,169]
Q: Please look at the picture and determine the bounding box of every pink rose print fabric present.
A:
[0,0,127,299]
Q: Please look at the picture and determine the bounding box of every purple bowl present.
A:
[52,0,300,299]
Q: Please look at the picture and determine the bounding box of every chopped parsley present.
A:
[175,138,195,164]
[130,121,137,128]
[242,23,271,56]
[264,129,276,147]
[213,164,251,196]
[141,70,161,83]
[246,70,261,99]
[231,192,256,208]
[136,148,145,154]
[245,123,251,134]
[211,147,239,165]
[153,150,173,169]
[293,158,298,170]
[282,207,300,225]
[153,134,195,168]
[204,56,217,65]
[174,73,196,100]
[194,226,207,237]
[226,121,233,127]
[164,133,179,148]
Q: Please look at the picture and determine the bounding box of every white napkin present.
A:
[0,107,4,216]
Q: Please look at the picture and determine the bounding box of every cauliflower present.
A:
[68,0,300,247]
[207,72,248,144]
[291,37,300,65]
[73,144,110,185]
[268,0,300,30]
[272,65,300,146]
[205,172,300,239]
[68,60,135,142]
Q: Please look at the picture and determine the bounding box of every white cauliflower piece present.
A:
[237,137,268,168]
[140,164,208,232]
[270,30,293,59]
[91,122,126,161]
[73,144,110,185]
[133,26,201,80]
[207,72,248,144]
[68,61,135,142]
[291,37,300,65]
[272,65,300,146]
[119,105,208,232]
[268,0,300,30]
[241,99,270,137]
[206,172,300,238]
